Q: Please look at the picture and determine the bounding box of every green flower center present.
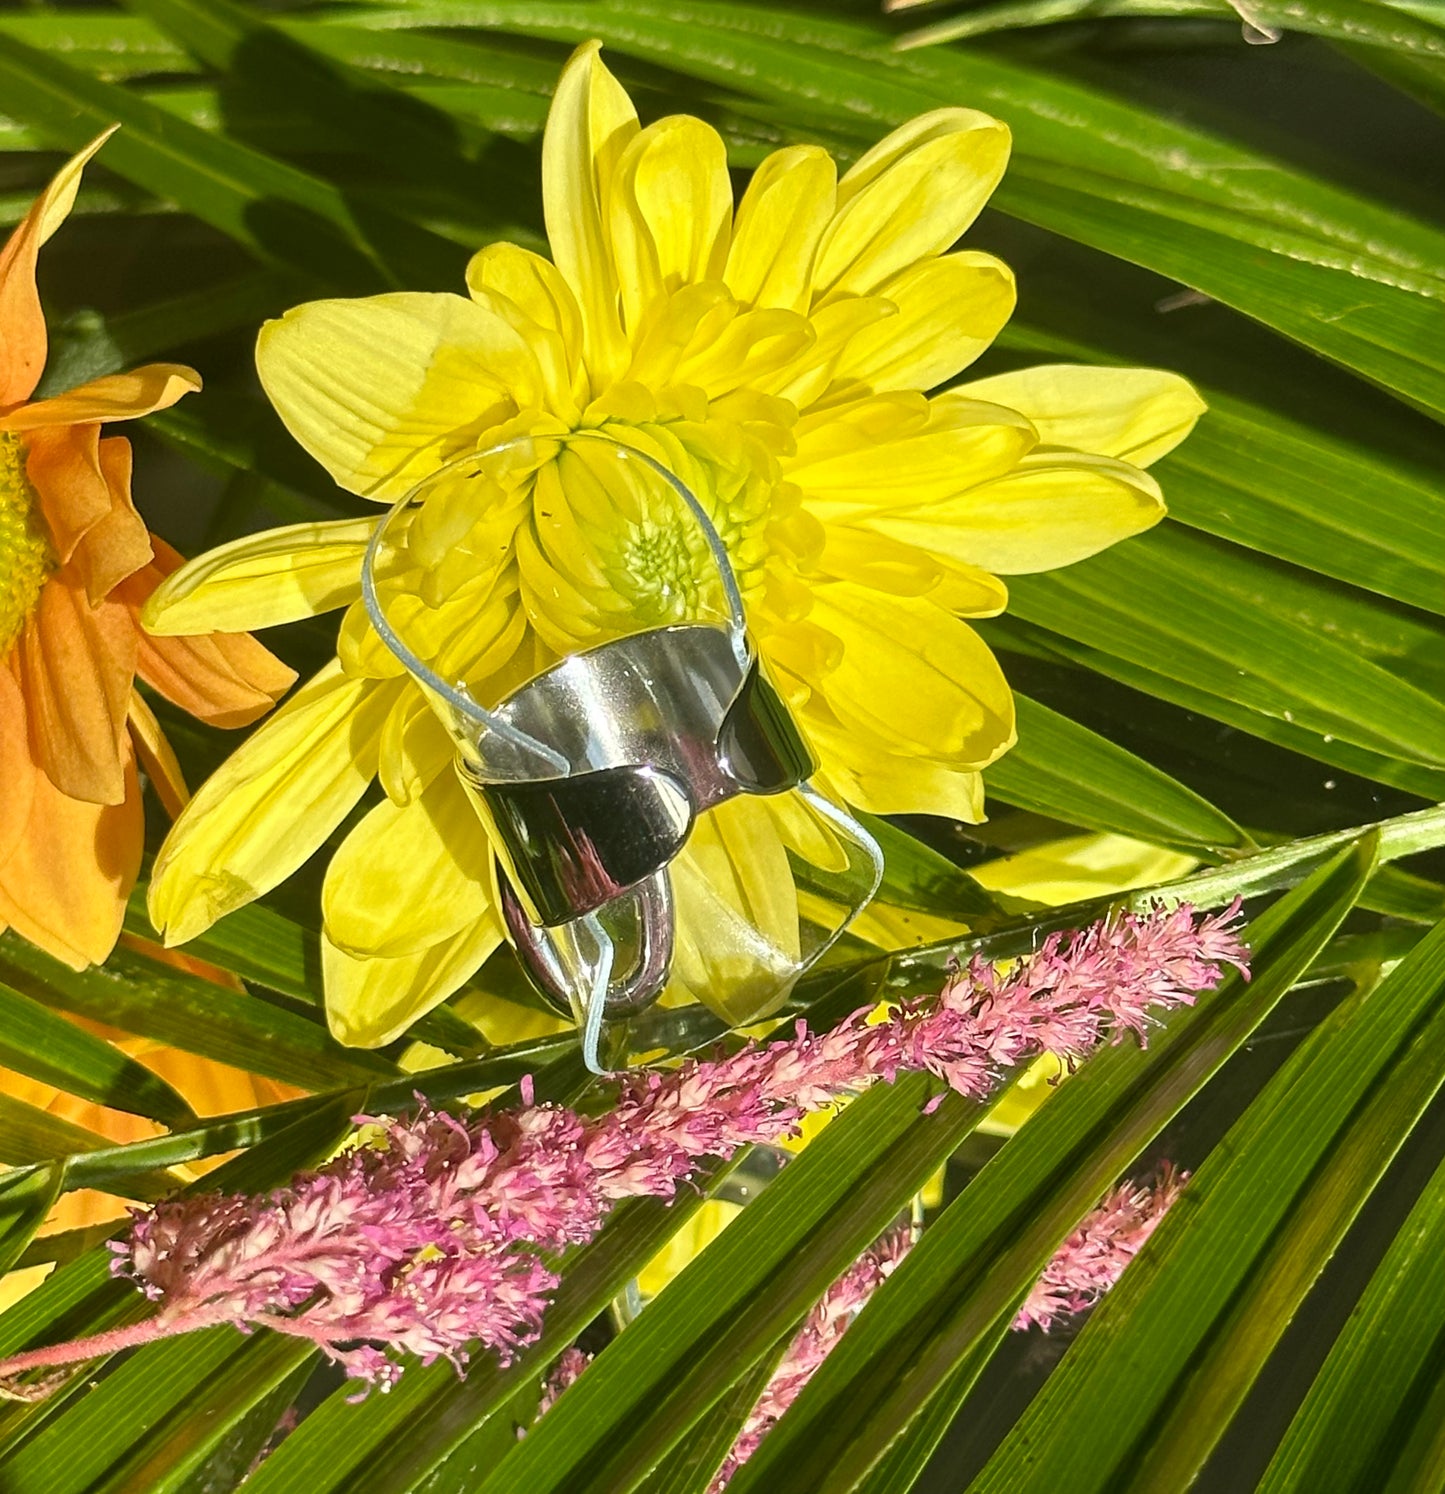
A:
[0,432,54,655]
[617,514,711,624]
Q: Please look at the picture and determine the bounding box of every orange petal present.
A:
[0,658,34,864]
[24,427,152,600]
[126,688,188,818]
[127,1019,303,1108]
[131,626,296,728]
[0,745,142,969]
[119,539,296,727]
[76,436,154,601]
[0,131,115,408]
[16,572,134,805]
[0,363,201,433]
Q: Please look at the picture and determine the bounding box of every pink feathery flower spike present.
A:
[0,901,1245,1392]
[1014,1164,1186,1332]
[540,1167,1185,1489]
[710,1229,913,1490]
[527,1230,914,1488]
[714,1171,1185,1484]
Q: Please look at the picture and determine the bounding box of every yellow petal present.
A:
[517,523,611,655]
[323,915,502,1048]
[808,585,1015,767]
[467,243,584,358]
[610,114,732,334]
[868,451,1165,575]
[812,721,989,820]
[542,42,638,388]
[406,443,543,591]
[337,596,407,680]
[832,252,1015,393]
[931,557,1010,617]
[34,129,116,244]
[636,1199,742,1299]
[978,1053,1068,1138]
[841,895,970,952]
[323,770,495,960]
[148,663,398,945]
[961,364,1206,466]
[433,581,530,693]
[971,832,1197,903]
[766,790,851,874]
[789,392,1036,517]
[467,242,586,419]
[760,618,843,691]
[141,517,375,634]
[625,285,813,402]
[725,145,837,313]
[671,796,802,1025]
[814,525,951,600]
[672,304,815,401]
[450,989,570,1045]
[768,295,897,409]
[255,293,541,501]
[811,109,1010,300]
[622,282,735,391]
[0,364,200,432]
[792,390,929,460]
[377,686,453,806]
[811,526,1007,616]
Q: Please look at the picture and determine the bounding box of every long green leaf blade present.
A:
[0,29,463,291]
[0,1167,65,1278]
[0,976,193,1128]
[459,1077,977,1494]
[371,0,1445,413]
[1259,1146,1445,1493]
[0,936,396,1092]
[987,694,1249,856]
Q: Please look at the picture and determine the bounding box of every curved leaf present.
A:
[1259,1145,1445,1493]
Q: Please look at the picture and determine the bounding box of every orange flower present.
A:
[0,131,295,969]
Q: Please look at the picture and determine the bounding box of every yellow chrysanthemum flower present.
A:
[142,42,1203,1047]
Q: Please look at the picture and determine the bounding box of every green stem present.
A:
[884,802,1445,987]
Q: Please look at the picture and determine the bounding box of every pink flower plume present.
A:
[0,901,1244,1391]
[1014,1164,1186,1331]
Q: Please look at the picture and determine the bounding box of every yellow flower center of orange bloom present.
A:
[0,433,54,654]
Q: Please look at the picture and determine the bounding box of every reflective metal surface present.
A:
[468,763,693,927]
[458,624,816,928]
[498,870,674,1018]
